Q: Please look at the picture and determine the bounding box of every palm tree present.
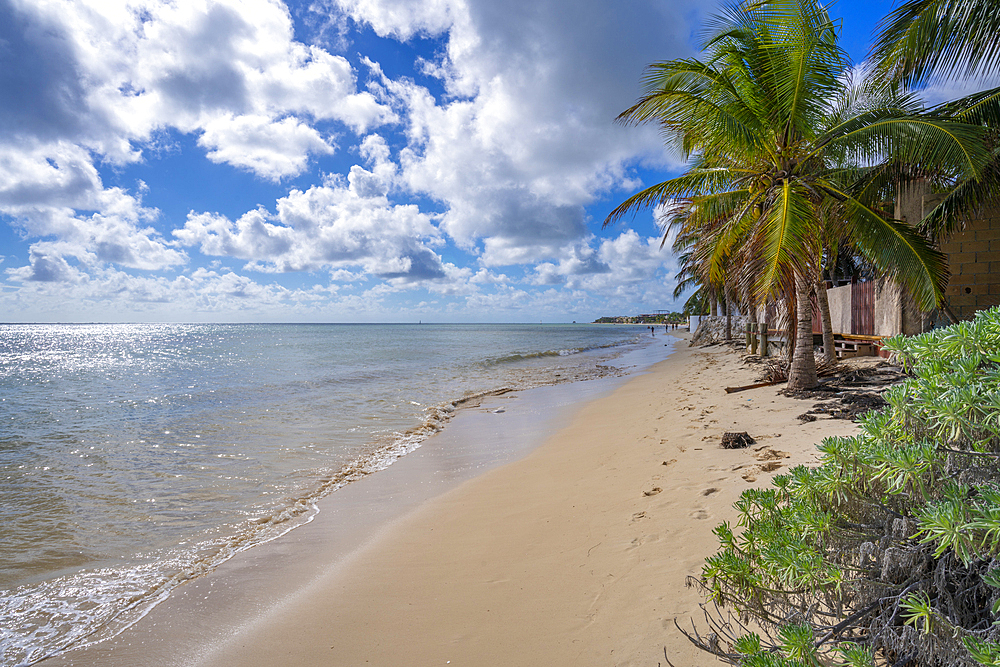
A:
[872,0,1000,89]
[606,0,985,389]
[872,0,1000,247]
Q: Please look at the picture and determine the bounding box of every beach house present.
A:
[820,182,1000,344]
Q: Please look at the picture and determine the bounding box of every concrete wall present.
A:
[875,278,904,337]
[893,183,1000,324]
[938,204,1000,321]
[826,284,852,334]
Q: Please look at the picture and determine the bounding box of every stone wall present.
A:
[691,315,750,346]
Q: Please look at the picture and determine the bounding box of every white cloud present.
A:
[175,166,446,281]
[340,0,702,264]
[0,143,186,276]
[198,114,334,180]
[0,0,401,293]
[918,73,1000,107]
[0,142,104,214]
[0,0,703,321]
[324,0,459,41]
[529,230,674,294]
[1,0,393,177]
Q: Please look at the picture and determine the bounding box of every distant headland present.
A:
[593,311,686,324]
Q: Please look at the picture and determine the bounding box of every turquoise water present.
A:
[0,322,658,665]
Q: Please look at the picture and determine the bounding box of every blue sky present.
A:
[0,0,965,322]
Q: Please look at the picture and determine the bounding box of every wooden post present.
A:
[759,322,769,357]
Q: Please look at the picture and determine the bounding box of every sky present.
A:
[0,0,959,322]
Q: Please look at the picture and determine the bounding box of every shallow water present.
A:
[0,322,660,665]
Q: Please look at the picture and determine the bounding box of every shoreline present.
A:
[42,333,676,666]
[45,333,859,666]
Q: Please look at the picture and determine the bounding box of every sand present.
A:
[49,333,860,667]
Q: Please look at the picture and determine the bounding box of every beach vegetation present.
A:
[687,307,1000,667]
[606,0,988,390]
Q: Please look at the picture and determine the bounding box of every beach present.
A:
[45,332,860,667]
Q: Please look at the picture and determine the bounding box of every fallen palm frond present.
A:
[758,356,843,384]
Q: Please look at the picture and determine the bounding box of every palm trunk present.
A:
[724,287,732,340]
[816,276,836,366]
[710,293,719,317]
[788,272,818,390]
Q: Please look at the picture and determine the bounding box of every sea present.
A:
[0,322,667,665]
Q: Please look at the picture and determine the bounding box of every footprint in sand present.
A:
[742,472,758,483]
[760,461,783,472]
[643,487,662,496]
[631,511,648,522]
[662,459,677,467]
[754,448,790,461]
[701,487,719,496]
[690,509,709,520]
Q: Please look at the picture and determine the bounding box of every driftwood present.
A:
[724,379,784,393]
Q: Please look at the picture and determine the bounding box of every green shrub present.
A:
[691,307,1000,666]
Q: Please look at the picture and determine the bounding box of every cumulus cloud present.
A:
[0,0,393,179]
[0,144,186,277]
[339,0,701,264]
[198,114,334,181]
[529,230,674,294]
[1,0,702,320]
[175,154,446,281]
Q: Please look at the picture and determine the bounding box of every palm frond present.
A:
[831,186,950,309]
[871,0,1000,88]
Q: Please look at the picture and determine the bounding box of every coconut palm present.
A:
[871,0,1000,89]
[872,0,1000,245]
[606,0,986,389]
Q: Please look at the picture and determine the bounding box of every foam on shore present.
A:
[46,334,859,667]
[41,334,675,666]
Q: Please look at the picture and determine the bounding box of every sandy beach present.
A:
[48,332,860,667]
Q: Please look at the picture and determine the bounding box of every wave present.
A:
[480,338,639,368]
[2,330,650,666]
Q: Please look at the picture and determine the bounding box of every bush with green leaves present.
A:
[690,307,1000,666]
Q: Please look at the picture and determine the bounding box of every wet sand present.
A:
[48,333,858,666]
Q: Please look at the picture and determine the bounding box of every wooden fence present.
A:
[851,281,875,335]
[811,280,875,336]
